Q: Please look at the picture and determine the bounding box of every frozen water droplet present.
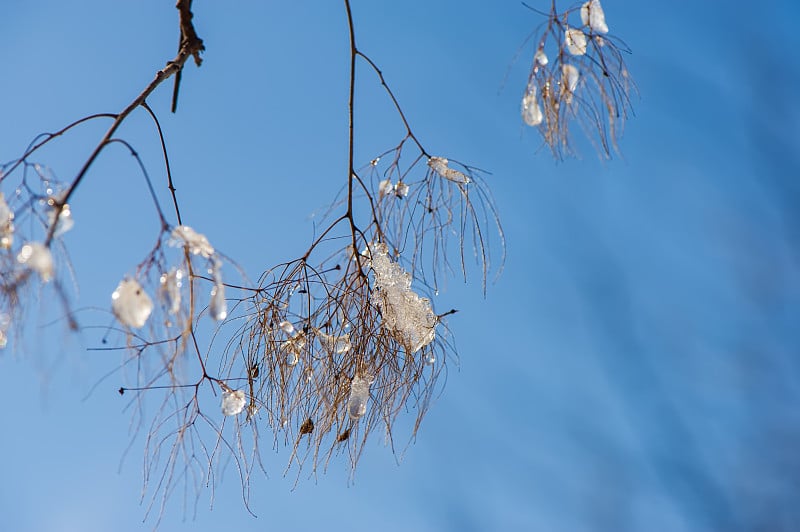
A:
[521,86,543,127]
[394,181,410,198]
[347,374,373,420]
[285,351,299,367]
[565,27,588,56]
[580,0,608,34]
[111,278,153,328]
[378,178,393,197]
[562,64,580,103]
[279,320,295,335]
[535,49,548,66]
[343,321,352,332]
[209,283,227,321]
[159,268,183,315]
[424,351,435,365]
[221,389,246,416]
[17,242,54,282]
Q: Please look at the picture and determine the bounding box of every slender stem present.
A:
[44,9,204,246]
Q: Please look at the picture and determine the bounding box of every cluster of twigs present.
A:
[520,0,636,158]
[0,0,632,523]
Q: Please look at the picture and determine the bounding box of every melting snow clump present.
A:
[170,225,215,258]
[428,157,470,184]
[370,243,436,353]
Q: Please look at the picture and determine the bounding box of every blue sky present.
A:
[2,1,799,531]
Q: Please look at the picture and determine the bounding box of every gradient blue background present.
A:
[2,1,799,530]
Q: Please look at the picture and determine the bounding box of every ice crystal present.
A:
[0,193,15,249]
[17,242,53,282]
[562,64,580,103]
[221,389,246,416]
[522,85,544,126]
[347,374,373,420]
[279,320,296,335]
[565,27,588,56]
[159,268,183,315]
[428,157,470,185]
[170,225,215,258]
[111,278,153,328]
[370,243,436,353]
[581,0,608,34]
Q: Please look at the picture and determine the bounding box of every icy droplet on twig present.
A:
[535,49,548,66]
[316,329,352,354]
[581,0,608,34]
[424,351,436,365]
[111,278,153,328]
[209,283,227,321]
[159,268,183,315]
[427,157,470,184]
[395,181,410,198]
[221,389,246,416]
[562,64,580,103]
[378,178,394,197]
[565,27,588,56]
[170,225,215,258]
[279,320,296,335]
[0,193,15,249]
[46,203,74,238]
[17,242,53,282]
[347,374,373,420]
[370,243,437,353]
[521,85,543,126]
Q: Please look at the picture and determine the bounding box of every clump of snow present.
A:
[370,243,436,353]
[170,225,215,258]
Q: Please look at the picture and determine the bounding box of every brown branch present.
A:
[45,3,205,246]
[172,0,205,113]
